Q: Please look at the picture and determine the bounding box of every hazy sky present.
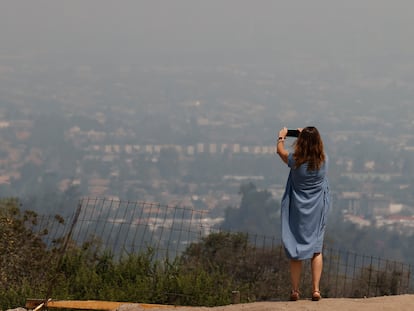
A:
[1,0,414,66]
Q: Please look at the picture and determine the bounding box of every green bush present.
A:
[0,198,55,309]
[1,198,409,309]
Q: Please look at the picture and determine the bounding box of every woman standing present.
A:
[276,126,330,301]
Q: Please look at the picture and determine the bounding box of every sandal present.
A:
[312,290,321,301]
[290,289,300,301]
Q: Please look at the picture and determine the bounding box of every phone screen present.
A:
[287,129,299,137]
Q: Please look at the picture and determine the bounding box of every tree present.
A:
[0,198,57,308]
[220,182,280,237]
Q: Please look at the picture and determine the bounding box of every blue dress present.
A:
[281,153,330,260]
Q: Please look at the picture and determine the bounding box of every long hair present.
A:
[293,126,325,171]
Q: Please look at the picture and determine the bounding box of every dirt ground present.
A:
[117,295,414,311]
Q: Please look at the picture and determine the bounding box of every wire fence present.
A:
[34,197,412,300]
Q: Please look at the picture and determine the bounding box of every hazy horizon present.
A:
[1,1,414,66]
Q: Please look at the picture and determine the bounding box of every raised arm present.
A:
[276,127,289,164]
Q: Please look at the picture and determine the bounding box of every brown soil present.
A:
[116,295,414,311]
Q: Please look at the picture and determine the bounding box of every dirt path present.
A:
[117,295,414,311]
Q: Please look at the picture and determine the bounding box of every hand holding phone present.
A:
[286,129,300,137]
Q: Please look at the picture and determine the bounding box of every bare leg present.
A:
[311,253,323,299]
[290,259,302,292]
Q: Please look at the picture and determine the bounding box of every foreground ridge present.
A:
[25,295,414,311]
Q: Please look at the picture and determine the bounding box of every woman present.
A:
[276,126,330,301]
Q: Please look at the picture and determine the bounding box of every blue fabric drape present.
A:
[281,153,330,260]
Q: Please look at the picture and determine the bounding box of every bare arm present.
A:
[276,127,289,164]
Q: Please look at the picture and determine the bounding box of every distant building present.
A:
[233,144,240,153]
[187,146,195,155]
[197,143,204,153]
[0,121,10,128]
[209,144,217,154]
[145,145,153,153]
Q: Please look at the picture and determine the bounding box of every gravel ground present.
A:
[116,295,414,311]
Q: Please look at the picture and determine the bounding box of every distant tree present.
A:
[220,182,280,237]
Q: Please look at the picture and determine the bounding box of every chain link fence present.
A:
[33,197,412,300]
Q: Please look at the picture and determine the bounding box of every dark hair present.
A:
[293,126,325,171]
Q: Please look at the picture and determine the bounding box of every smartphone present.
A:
[286,129,300,137]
